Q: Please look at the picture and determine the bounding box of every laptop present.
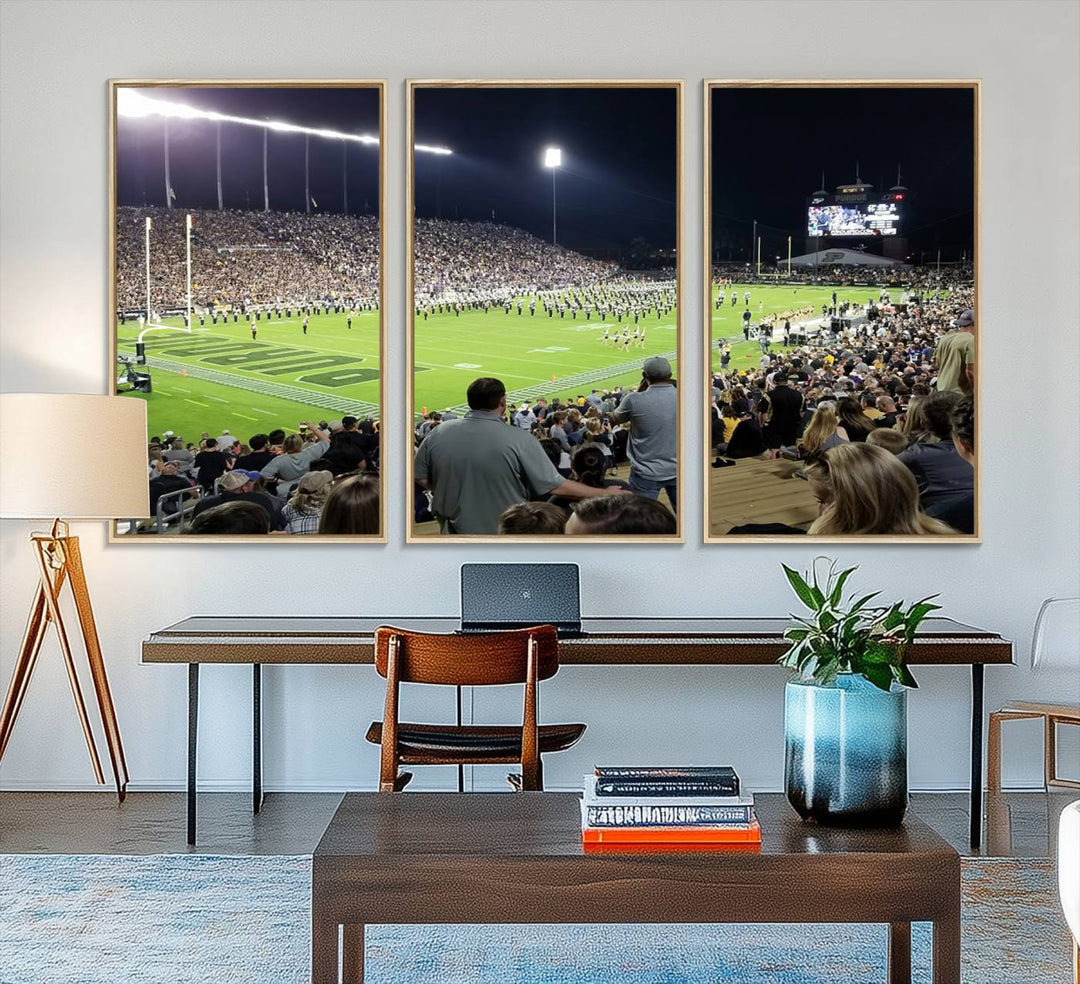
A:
[459,563,582,637]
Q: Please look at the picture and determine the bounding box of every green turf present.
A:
[413,299,678,415]
[116,309,379,441]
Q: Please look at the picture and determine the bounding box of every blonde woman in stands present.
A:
[260,422,331,483]
[796,403,848,457]
[803,442,955,536]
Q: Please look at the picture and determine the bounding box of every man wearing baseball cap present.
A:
[610,355,678,511]
[191,469,285,531]
[934,308,975,396]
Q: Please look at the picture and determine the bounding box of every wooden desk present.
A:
[142,616,1013,846]
[311,791,961,984]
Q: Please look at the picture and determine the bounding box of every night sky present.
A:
[116,87,381,215]
[710,86,976,263]
[413,87,678,254]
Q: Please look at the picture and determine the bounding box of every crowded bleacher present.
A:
[137,415,380,536]
[710,280,977,536]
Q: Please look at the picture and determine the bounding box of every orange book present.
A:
[582,818,761,846]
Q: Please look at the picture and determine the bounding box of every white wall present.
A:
[1,0,1077,795]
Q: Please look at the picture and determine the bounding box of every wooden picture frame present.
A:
[405,80,684,543]
[107,79,387,543]
[703,80,980,543]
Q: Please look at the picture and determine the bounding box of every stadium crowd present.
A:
[711,260,973,290]
[140,414,380,535]
[116,207,380,315]
[710,283,977,535]
[413,360,678,536]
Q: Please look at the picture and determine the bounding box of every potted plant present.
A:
[779,559,941,826]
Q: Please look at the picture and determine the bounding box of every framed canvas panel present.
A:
[108,80,386,542]
[406,80,683,543]
[704,80,980,543]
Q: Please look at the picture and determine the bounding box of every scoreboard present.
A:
[808,192,904,238]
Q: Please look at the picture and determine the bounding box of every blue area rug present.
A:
[0,854,1070,983]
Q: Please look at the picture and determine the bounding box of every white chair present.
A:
[1059,799,1080,983]
[988,598,1080,791]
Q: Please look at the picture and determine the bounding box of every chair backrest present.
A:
[1031,597,1080,672]
[374,625,559,686]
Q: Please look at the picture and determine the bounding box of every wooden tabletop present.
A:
[312,791,960,927]
[142,615,1013,666]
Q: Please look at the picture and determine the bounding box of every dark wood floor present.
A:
[1,789,1073,857]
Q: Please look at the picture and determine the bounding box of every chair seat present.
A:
[365,721,586,760]
[994,701,1080,720]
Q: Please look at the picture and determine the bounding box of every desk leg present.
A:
[187,663,199,847]
[933,910,961,984]
[343,924,364,983]
[969,663,984,848]
[311,911,339,984]
[888,922,911,984]
[253,664,263,814]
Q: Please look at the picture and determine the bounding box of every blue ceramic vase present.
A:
[784,672,908,826]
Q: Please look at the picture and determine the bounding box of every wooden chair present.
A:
[988,598,1080,792]
[365,625,586,792]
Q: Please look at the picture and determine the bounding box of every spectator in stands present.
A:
[835,397,876,442]
[188,500,271,535]
[759,374,805,449]
[233,434,275,472]
[148,460,198,517]
[497,501,569,534]
[564,494,677,535]
[191,469,284,530]
[804,443,955,535]
[610,356,678,510]
[934,308,975,396]
[193,437,229,492]
[720,413,766,460]
[866,428,909,455]
[318,474,380,535]
[513,402,537,431]
[795,404,848,457]
[328,416,373,472]
[162,437,195,475]
[895,391,972,505]
[259,422,331,484]
[281,470,333,534]
[414,377,626,535]
[548,444,629,510]
[875,395,900,428]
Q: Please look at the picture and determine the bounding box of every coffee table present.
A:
[311,792,960,984]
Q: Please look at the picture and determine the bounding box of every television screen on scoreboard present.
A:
[808,201,901,237]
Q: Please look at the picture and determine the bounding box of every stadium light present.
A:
[543,147,561,246]
[116,89,381,145]
[118,88,453,155]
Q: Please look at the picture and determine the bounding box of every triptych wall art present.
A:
[109,79,978,544]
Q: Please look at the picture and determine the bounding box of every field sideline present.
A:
[116,310,379,440]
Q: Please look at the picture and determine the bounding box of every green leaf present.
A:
[782,565,819,610]
[828,566,857,606]
[895,664,919,689]
[862,663,894,692]
[849,591,881,613]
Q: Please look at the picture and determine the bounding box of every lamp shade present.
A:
[0,394,149,519]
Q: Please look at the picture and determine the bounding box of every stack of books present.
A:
[581,766,760,848]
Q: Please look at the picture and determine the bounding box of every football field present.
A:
[413,299,678,416]
[709,282,886,374]
[116,310,380,440]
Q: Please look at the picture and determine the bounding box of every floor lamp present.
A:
[0,393,149,800]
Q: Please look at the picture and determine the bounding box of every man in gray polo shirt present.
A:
[610,355,678,510]
[415,377,624,534]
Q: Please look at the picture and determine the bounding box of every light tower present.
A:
[543,147,562,246]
